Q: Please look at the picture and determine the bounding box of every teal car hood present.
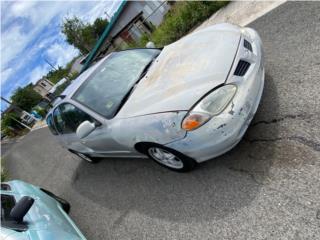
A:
[1,180,85,240]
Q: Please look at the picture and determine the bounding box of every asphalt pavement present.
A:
[2,2,320,239]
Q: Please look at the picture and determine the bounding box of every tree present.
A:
[11,85,42,112]
[62,17,109,54]
[92,18,108,37]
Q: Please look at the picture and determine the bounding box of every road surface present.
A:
[2,2,320,239]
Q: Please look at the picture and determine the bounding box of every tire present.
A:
[70,150,100,164]
[142,143,196,172]
[41,188,71,213]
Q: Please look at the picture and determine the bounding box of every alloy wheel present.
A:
[148,147,184,169]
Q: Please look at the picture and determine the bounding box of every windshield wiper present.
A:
[114,84,137,116]
[113,57,157,116]
[138,58,155,80]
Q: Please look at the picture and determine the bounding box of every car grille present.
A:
[243,39,253,52]
[234,60,250,76]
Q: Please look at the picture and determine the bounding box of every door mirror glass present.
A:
[76,120,96,139]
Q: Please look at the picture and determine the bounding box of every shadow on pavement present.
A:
[71,72,279,223]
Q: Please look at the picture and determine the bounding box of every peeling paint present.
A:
[116,24,242,118]
[217,123,227,129]
[229,101,235,115]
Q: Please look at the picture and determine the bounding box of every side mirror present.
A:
[146,41,156,48]
[76,120,96,139]
[10,196,34,223]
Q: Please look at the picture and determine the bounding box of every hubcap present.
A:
[148,147,183,169]
[77,153,92,163]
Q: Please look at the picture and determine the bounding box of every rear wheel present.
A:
[143,144,196,172]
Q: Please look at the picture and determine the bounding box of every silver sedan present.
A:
[46,23,264,172]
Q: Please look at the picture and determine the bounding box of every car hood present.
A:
[4,181,85,239]
[117,24,241,118]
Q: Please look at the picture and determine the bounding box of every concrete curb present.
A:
[195,1,286,31]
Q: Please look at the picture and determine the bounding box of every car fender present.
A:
[113,111,188,148]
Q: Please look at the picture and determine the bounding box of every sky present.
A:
[1,0,122,110]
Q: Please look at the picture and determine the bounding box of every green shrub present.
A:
[127,1,229,49]
[53,79,73,96]
[1,112,23,137]
[33,107,47,118]
[151,1,229,46]
[126,33,151,49]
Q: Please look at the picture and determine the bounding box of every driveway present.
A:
[3,2,320,239]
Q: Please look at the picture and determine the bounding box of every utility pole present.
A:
[44,58,71,82]
[1,96,24,112]
[104,11,111,21]
[1,96,12,106]
[44,58,58,71]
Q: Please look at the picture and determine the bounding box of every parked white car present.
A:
[46,23,264,172]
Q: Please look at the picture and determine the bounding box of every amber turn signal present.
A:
[181,113,210,131]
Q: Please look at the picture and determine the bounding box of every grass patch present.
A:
[129,1,229,48]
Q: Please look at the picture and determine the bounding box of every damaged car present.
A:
[46,23,264,172]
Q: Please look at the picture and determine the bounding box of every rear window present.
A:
[46,114,58,135]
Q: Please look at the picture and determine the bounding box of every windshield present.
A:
[72,49,161,118]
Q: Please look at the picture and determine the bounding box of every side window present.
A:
[1,184,11,191]
[46,114,58,135]
[1,194,15,221]
[52,107,73,134]
[59,103,96,132]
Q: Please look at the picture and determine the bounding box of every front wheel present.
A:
[145,145,196,172]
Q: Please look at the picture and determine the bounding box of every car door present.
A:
[52,106,75,148]
[54,102,133,157]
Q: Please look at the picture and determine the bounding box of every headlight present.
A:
[182,85,237,131]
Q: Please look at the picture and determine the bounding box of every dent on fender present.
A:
[113,111,187,147]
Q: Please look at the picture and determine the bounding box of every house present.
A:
[106,1,171,50]
[33,78,54,101]
[82,0,171,71]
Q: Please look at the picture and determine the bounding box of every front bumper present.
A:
[165,27,264,163]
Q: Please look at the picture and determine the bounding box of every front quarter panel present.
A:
[113,111,187,148]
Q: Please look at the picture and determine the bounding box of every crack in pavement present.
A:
[227,167,263,185]
[244,135,320,152]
